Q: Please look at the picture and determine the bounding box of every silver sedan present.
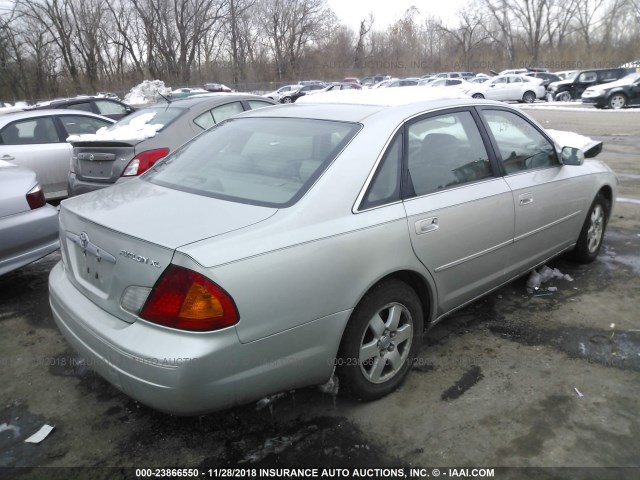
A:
[0,110,115,200]
[1,161,59,276]
[49,89,617,414]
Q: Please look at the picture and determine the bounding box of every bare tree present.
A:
[16,0,83,91]
[439,6,491,71]
[260,0,328,80]
[354,13,374,69]
[130,0,228,84]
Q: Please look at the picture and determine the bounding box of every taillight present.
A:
[122,148,169,176]
[26,185,46,209]
[140,265,238,331]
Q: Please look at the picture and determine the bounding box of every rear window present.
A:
[106,106,185,131]
[144,117,361,207]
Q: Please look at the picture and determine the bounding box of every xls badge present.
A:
[119,250,162,268]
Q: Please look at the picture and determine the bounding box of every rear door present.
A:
[0,115,70,199]
[402,108,514,313]
[477,107,588,277]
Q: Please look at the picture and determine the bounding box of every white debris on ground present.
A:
[255,392,287,411]
[124,79,171,105]
[317,371,339,396]
[526,265,574,294]
[24,424,55,443]
[67,112,163,142]
[238,425,317,463]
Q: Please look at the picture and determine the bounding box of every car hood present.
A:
[548,78,572,89]
[60,178,277,250]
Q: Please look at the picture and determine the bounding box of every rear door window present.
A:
[59,115,112,136]
[406,110,493,196]
[0,117,60,144]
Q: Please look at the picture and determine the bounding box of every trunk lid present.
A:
[59,179,277,323]
[72,141,141,183]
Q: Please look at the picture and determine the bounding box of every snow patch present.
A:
[67,112,163,142]
[546,129,595,150]
[124,79,171,106]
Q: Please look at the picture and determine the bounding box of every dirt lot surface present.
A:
[1,106,639,480]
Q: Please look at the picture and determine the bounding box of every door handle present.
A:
[1,154,15,161]
[519,193,534,206]
[415,217,439,235]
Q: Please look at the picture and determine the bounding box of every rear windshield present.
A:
[144,117,361,207]
[106,106,185,131]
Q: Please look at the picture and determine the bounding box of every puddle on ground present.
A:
[0,405,65,468]
[441,366,484,401]
[489,323,640,372]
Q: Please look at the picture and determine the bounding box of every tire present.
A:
[555,91,572,102]
[336,280,423,401]
[281,96,292,104]
[472,93,484,99]
[570,193,610,263]
[608,93,627,110]
[522,91,536,103]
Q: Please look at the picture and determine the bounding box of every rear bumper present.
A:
[49,262,345,414]
[67,174,132,197]
[0,204,59,276]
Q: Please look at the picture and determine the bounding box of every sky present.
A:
[326,0,467,32]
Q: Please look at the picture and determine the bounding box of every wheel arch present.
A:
[348,270,435,334]
[597,185,613,219]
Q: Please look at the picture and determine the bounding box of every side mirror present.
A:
[561,146,584,165]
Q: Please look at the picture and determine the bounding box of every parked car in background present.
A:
[27,96,135,120]
[555,70,579,80]
[581,72,640,109]
[50,88,615,415]
[433,72,475,79]
[463,75,545,103]
[342,77,360,84]
[547,67,634,101]
[96,92,120,100]
[525,72,561,89]
[360,75,391,87]
[263,84,300,101]
[67,94,276,197]
[0,161,59,276]
[204,83,232,93]
[428,78,467,88]
[0,110,115,199]
[372,78,399,89]
[382,78,419,88]
[279,84,325,103]
[315,82,362,93]
[168,87,209,99]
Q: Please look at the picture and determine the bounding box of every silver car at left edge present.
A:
[48,88,618,415]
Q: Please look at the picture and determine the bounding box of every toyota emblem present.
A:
[79,232,89,249]
[89,154,95,161]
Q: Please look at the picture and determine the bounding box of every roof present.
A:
[238,87,504,125]
[0,108,115,124]
[153,93,274,108]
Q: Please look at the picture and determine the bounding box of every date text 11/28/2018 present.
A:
[135,467,496,478]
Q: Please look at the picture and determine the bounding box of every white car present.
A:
[0,110,115,199]
[463,75,546,103]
